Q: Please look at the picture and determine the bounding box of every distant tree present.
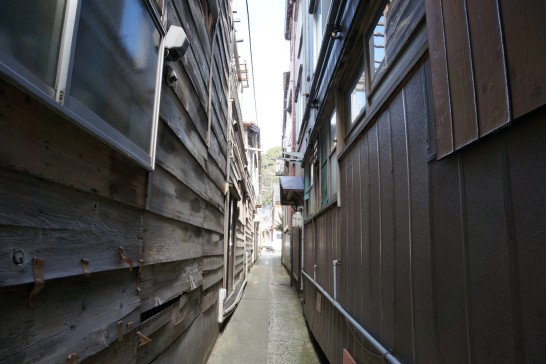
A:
[275,211,283,231]
[260,146,282,206]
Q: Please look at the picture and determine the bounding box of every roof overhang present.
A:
[279,176,304,206]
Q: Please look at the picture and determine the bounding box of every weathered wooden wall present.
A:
[299,0,546,363]
[305,57,546,364]
[0,0,252,362]
[425,0,546,157]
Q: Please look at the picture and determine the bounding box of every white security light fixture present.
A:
[164,25,190,62]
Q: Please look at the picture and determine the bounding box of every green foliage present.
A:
[275,211,283,231]
[260,146,282,206]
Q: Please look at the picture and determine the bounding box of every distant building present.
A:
[283,0,546,363]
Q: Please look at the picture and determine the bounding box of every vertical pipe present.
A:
[290,223,294,286]
[333,259,337,300]
[300,208,305,292]
[333,259,340,300]
[218,288,226,323]
[291,0,297,174]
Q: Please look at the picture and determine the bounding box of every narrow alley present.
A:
[1,0,545,363]
[207,253,325,364]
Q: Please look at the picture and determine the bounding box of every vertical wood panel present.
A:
[466,0,510,136]
[423,0,453,157]
[462,141,515,363]
[405,68,439,363]
[347,152,356,316]
[378,113,396,349]
[368,125,381,338]
[340,159,349,308]
[359,139,372,326]
[442,0,479,149]
[506,112,546,361]
[499,0,546,118]
[352,147,362,322]
[390,91,415,363]
[430,156,469,363]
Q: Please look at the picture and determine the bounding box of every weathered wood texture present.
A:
[0,80,147,208]
[152,298,219,364]
[425,0,545,158]
[498,0,546,118]
[305,60,546,364]
[0,0,257,362]
[0,270,140,363]
[0,167,142,286]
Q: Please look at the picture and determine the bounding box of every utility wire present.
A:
[244,0,259,126]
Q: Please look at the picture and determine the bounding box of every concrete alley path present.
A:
[207,252,325,364]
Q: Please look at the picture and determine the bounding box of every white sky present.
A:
[232,0,290,150]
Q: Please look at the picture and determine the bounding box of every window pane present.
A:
[320,126,328,165]
[350,66,366,123]
[304,165,310,200]
[0,0,66,87]
[330,153,337,197]
[321,161,328,205]
[330,111,336,151]
[70,0,160,152]
[369,14,386,80]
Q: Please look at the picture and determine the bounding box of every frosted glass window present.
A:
[70,0,160,151]
[0,0,66,87]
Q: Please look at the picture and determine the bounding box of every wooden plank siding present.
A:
[305,54,546,364]
[0,0,257,362]
[425,0,546,158]
[499,0,546,118]
[293,0,546,363]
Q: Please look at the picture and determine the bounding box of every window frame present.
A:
[344,49,368,134]
[0,0,167,170]
[305,107,338,213]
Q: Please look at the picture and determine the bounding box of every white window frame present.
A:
[0,0,167,170]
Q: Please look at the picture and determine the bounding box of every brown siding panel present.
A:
[378,112,396,349]
[462,142,515,363]
[424,0,453,157]
[358,140,372,326]
[499,0,546,118]
[442,0,479,149]
[506,111,546,360]
[430,156,469,363]
[466,0,510,136]
[405,69,438,363]
[367,124,382,339]
[390,91,415,362]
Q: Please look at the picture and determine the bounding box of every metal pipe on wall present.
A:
[299,207,304,292]
[302,270,401,364]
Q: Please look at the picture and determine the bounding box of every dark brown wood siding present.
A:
[425,0,546,158]
[304,59,546,364]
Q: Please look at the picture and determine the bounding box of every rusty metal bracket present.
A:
[28,257,45,308]
[117,320,124,342]
[136,331,152,348]
[117,247,134,272]
[80,259,90,277]
[67,353,78,364]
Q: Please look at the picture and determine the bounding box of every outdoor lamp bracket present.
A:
[164,25,190,62]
